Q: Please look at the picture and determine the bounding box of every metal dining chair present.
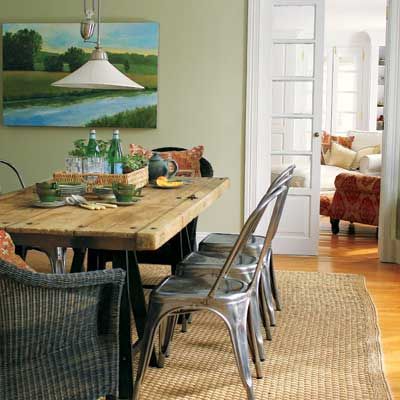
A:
[166,170,293,365]
[133,184,288,400]
[198,165,295,324]
[171,165,295,347]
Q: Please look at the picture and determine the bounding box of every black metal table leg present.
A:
[125,251,159,367]
[70,248,86,273]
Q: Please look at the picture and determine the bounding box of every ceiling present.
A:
[326,0,387,32]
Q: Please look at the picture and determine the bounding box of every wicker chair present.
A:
[0,259,125,400]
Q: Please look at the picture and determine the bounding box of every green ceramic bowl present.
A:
[36,182,60,203]
[112,183,136,203]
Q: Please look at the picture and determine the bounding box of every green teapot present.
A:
[148,153,178,182]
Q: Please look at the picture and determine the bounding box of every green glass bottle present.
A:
[86,129,100,157]
[108,129,123,174]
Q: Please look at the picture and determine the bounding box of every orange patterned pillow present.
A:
[0,230,35,272]
[322,132,355,153]
[130,145,204,177]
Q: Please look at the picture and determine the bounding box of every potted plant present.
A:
[121,154,148,174]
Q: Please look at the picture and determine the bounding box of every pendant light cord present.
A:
[96,0,101,48]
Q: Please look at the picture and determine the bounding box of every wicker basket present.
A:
[53,166,148,192]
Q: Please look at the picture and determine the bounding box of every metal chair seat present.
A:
[200,233,264,256]
[177,251,258,275]
[153,275,248,300]
[175,250,269,362]
[200,233,280,320]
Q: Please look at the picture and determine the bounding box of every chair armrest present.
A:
[0,259,126,289]
[334,172,381,194]
[359,154,382,175]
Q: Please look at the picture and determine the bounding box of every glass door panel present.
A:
[272,118,313,152]
[272,43,315,77]
[272,81,314,114]
[272,5,315,40]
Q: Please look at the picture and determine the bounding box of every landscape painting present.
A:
[2,22,158,128]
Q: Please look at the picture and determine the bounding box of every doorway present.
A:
[245,0,387,255]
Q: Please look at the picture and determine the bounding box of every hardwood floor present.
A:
[276,229,400,398]
[26,224,400,398]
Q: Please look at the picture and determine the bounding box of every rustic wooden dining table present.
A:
[0,176,229,399]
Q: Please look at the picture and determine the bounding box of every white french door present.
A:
[245,0,325,255]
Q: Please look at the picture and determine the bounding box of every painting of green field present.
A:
[3,23,159,128]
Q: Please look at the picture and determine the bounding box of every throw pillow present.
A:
[327,142,357,170]
[373,144,381,154]
[350,146,377,170]
[0,230,35,272]
[323,149,331,164]
[322,132,355,153]
[130,144,204,177]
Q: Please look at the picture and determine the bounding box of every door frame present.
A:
[245,0,324,255]
[379,0,400,263]
[244,0,271,221]
[245,0,399,261]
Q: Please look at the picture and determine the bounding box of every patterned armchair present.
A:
[326,173,380,234]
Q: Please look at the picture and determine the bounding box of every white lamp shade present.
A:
[52,59,144,90]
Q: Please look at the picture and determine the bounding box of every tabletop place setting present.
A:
[31,129,191,211]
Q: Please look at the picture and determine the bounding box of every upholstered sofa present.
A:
[320,172,380,234]
[321,130,382,192]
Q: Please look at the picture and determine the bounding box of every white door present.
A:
[269,0,325,255]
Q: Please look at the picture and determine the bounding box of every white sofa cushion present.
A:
[359,154,382,176]
[347,130,382,152]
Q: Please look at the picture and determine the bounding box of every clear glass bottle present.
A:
[108,129,123,174]
[86,129,100,157]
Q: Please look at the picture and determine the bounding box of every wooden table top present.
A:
[0,177,230,251]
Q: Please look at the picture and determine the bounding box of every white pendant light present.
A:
[52,0,144,90]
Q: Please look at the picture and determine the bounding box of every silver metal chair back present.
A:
[207,183,288,298]
[249,168,295,240]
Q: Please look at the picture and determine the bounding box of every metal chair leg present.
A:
[269,254,282,311]
[159,314,178,367]
[221,301,256,400]
[261,267,276,326]
[133,302,166,400]
[249,295,266,361]
[258,279,273,340]
[247,306,264,379]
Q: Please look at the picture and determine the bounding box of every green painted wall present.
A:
[0,0,247,233]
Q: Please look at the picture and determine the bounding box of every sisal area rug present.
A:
[135,268,392,400]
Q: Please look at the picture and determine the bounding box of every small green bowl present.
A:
[112,183,136,203]
[36,182,60,203]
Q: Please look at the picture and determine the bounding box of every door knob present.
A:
[314,132,320,138]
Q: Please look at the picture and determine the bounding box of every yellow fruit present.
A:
[156,176,183,188]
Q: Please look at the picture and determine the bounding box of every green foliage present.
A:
[43,55,64,72]
[97,140,110,157]
[63,47,87,72]
[68,139,87,157]
[121,154,148,173]
[87,105,157,128]
[3,29,43,71]
[68,138,110,157]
